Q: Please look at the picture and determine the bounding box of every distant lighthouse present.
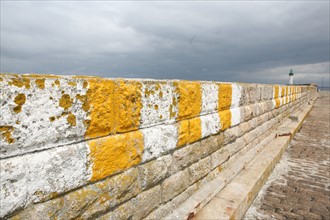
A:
[289,69,294,85]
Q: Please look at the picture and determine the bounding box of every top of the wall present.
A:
[0,73,313,159]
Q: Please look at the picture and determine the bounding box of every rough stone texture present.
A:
[200,113,220,138]
[201,82,218,114]
[245,92,330,220]
[145,184,199,219]
[161,169,191,203]
[9,167,141,219]
[97,200,135,220]
[141,124,178,162]
[138,155,172,190]
[188,156,212,183]
[140,81,178,128]
[170,141,204,174]
[0,142,91,217]
[0,73,317,219]
[131,185,161,220]
[0,75,89,158]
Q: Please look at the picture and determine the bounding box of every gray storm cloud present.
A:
[1,1,329,85]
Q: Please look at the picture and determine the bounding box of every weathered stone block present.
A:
[201,113,220,138]
[11,167,141,219]
[141,124,177,162]
[227,138,247,156]
[211,148,230,170]
[201,82,218,114]
[241,105,253,122]
[177,81,202,120]
[98,200,135,220]
[138,155,172,190]
[223,126,240,144]
[88,130,144,181]
[131,185,161,220]
[200,134,222,158]
[189,156,212,183]
[145,184,199,220]
[0,142,90,218]
[140,81,178,127]
[113,79,142,133]
[161,169,191,203]
[239,122,252,135]
[170,141,203,174]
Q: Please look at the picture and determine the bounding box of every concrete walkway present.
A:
[244,92,330,220]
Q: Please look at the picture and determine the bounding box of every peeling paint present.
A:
[67,113,76,126]
[0,142,91,218]
[141,81,178,127]
[142,124,177,162]
[0,126,15,143]
[13,93,26,113]
[35,78,46,89]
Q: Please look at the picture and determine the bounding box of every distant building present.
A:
[289,69,294,85]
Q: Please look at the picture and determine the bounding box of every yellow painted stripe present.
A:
[177,120,189,147]
[274,85,279,99]
[85,78,115,138]
[113,80,142,133]
[84,79,142,138]
[218,83,232,130]
[219,110,231,131]
[176,81,202,148]
[286,86,289,104]
[189,117,202,144]
[218,83,232,111]
[177,81,202,120]
[275,98,281,108]
[274,85,280,108]
[89,130,144,181]
[177,117,202,148]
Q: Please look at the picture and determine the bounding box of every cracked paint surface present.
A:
[0,142,91,218]
[140,81,178,127]
[0,74,89,158]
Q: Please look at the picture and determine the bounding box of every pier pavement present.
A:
[244,92,330,220]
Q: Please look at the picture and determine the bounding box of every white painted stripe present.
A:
[278,86,282,97]
[0,142,90,218]
[201,113,220,138]
[140,82,178,127]
[231,83,241,109]
[230,83,242,126]
[0,77,89,159]
[201,82,218,114]
[272,99,276,109]
[141,124,178,162]
[231,107,241,126]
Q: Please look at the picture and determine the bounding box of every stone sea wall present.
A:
[0,73,317,219]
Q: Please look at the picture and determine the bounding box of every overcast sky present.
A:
[1,1,329,86]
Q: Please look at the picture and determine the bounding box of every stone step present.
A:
[193,101,315,220]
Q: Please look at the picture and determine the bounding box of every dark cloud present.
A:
[1,1,329,86]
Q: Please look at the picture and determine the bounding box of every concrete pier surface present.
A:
[244,91,330,220]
